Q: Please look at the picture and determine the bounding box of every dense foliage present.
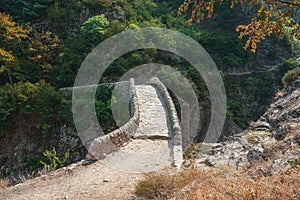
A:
[0,0,55,23]
[0,81,61,137]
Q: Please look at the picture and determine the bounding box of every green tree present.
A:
[0,0,55,23]
[178,0,300,52]
[25,30,62,84]
[81,14,110,40]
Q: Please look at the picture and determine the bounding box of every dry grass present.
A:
[246,131,270,144]
[183,143,202,160]
[0,166,9,189]
[290,126,300,142]
[0,178,8,189]
[0,165,52,190]
[135,167,300,199]
[135,169,201,199]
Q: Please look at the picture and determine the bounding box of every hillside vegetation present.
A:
[0,0,299,176]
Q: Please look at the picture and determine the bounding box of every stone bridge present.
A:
[60,77,183,171]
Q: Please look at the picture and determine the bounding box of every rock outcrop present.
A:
[195,78,300,176]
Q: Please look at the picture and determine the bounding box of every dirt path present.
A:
[0,138,174,200]
[0,139,174,200]
[0,159,143,200]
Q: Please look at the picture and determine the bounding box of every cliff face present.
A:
[195,78,300,175]
[253,78,300,137]
[0,125,86,178]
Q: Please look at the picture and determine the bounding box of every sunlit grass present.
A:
[135,166,300,199]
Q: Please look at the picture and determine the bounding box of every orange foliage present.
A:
[0,12,28,42]
[178,0,300,52]
[0,12,29,82]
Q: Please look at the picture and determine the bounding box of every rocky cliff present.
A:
[0,125,86,180]
[195,78,300,176]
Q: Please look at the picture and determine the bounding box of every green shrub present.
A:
[282,67,300,86]
[40,147,70,171]
[41,123,52,138]
[95,85,116,131]
[279,59,300,76]
[25,154,43,169]
[0,81,61,137]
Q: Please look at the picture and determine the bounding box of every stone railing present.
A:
[86,78,140,160]
[149,77,183,167]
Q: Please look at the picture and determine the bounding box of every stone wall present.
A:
[86,78,140,160]
[149,77,183,167]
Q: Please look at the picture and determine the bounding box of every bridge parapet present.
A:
[86,78,140,160]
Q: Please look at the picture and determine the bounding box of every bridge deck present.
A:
[101,85,173,172]
[134,85,171,139]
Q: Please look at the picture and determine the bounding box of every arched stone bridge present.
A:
[60,77,183,171]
